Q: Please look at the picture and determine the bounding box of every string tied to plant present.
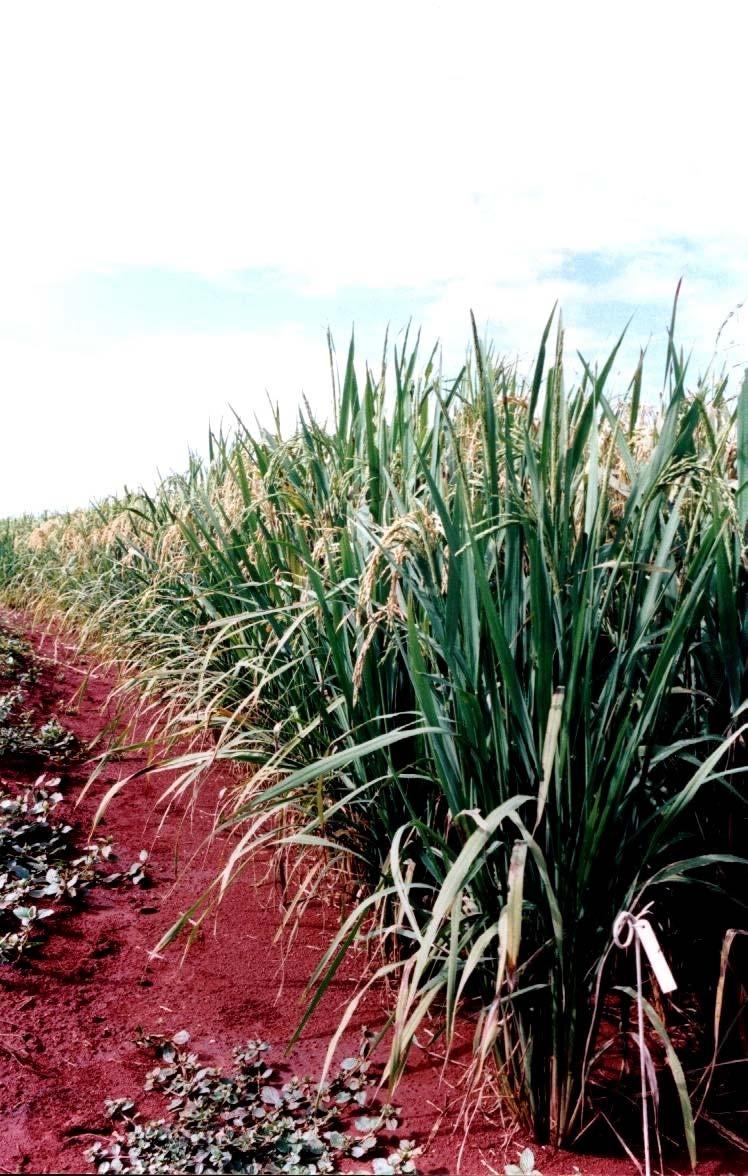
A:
[613,905,678,1176]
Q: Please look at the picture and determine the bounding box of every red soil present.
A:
[0,616,743,1176]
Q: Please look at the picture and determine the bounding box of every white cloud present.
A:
[1,1,747,512]
[2,1,746,290]
[0,330,332,515]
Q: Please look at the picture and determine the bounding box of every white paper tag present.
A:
[635,918,677,994]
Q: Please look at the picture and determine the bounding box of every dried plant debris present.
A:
[88,1031,421,1174]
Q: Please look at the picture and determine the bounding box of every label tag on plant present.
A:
[635,918,677,993]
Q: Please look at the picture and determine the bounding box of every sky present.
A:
[1,1,747,516]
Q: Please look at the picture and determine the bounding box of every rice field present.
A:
[2,308,746,1169]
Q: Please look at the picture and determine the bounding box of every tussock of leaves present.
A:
[88,1031,421,1175]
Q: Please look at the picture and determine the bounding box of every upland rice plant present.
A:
[1,302,746,1159]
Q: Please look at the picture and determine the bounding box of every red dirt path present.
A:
[0,617,743,1176]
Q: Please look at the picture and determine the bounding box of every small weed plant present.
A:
[0,622,37,687]
[0,775,149,961]
[0,776,100,960]
[505,1149,542,1176]
[0,622,77,764]
[88,1031,421,1175]
[0,703,79,762]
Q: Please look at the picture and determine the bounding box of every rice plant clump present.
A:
[1,308,746,1159]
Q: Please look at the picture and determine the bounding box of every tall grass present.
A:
[2,307,746,1157]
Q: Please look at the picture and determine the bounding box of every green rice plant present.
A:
[1,309,746,1160]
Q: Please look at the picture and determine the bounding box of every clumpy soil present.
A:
[0,615,743,1176]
